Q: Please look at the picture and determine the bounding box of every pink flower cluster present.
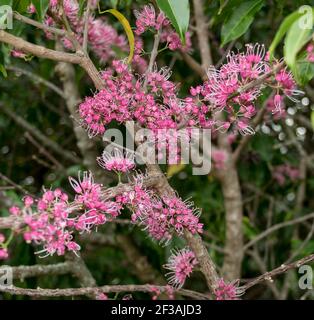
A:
[164,248,197,288]
[212,149,227,170]
[214,278,241,300]
[116,175,203,243]
[97,149,135,173]
[150,285,174,300]
[135,5,192,52]
[134,4,169,35]
[69,171,122,231]
[45,0,127,63]
[9,191,80,257]
[189,44,301,134]
[306,43,314,63]
[0,233,9,260]
[8,172,121,257]
[272,164,300,186]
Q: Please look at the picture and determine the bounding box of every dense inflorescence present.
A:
[163,248,198,288]
[214,279,242,300]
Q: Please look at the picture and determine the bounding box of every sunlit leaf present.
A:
[156,0,190,44]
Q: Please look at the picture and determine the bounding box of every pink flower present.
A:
[27,3,36,13]
[214,278,242,300]
[164,248,197,288]
[306,43,314,63]
[96,293,108,300]
[134,5,168,35]
[0,248,9,260]
[11,50,26,59]
[0,233,5,244]
[97,148,135,173]
[212,149,227,169]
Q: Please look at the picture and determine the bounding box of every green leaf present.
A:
[156,0,190,44]
[284,16,313,83]
[32,0,49,21]
[0,64,7,78]
[78,0,86,18]
[297,59,314,85]
[13,0,31,13]
[221,0,264,46]
[269,11,306,61]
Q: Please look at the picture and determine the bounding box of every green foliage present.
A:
[156,0,190,44]
[32,0,50,21]
[269,6,314,84]
[221,0,264,46]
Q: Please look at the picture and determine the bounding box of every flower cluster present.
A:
[164,248,197,288]
[150,285,174,300]
[7,172,122,257]
[212,149,227,170]
[116,175,203,243]
[44,0,127,64]
[0,233,9,260]
[188,44,301,134]
[306,43,314,63]
[69,171,122,231]
[272,164,300,186]
[97,148,135,173]
[134,4,169,35]
[135,5,192,52]
[214,279,241,300]
[9,191,80,257]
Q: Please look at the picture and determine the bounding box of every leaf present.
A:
[99,8,134,64]
[284,16,313,83]
[156,0,190,44]
[311,110,314,130]
[297,59,314,85]
[0,64,7,77]
[167,163,186,178]
[269,11,306,61]
[218,0,229,15]
[32,0,49,21]
[221,0,264,46]
[14,0,32,13]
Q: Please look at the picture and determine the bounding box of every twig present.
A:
[242,253,314,291]
[82,0,92,53]
[0,103,80,164]
[192,0,213,68]
[0,262,71,280]
[7,65,65,98]
[0,172,31,195]
[243,212,314,251]
[0,284,208,300]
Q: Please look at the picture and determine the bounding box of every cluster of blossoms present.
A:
[150,285,174,300]
[26,0,130,65]
[116,175,203,244]
[272,164,300,186]
[9,191,80,257]
[212,149,227,170]
[163,248,198,288]
[7,171,122,257]
[306,43,314,63]
[97,149,135,173]
[214,279,242,300]
[0,233,9,260]
[189,44,301,134]
[134,5,192,52]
